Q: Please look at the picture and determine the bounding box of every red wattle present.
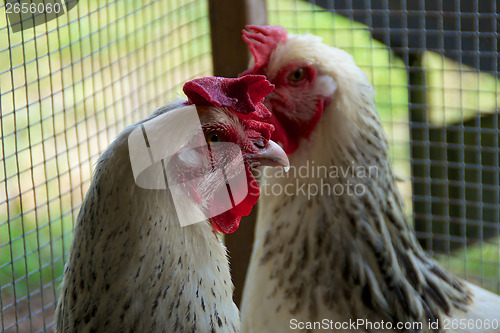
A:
[210,167,260,234]
[270,99,325,154]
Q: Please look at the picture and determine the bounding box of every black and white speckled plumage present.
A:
[55,101,239,333]
[241,30,500,333]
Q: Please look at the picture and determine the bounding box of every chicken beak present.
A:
[248,140,290,170]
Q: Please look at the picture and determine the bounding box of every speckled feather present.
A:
[240,29,500,333]
[55,101,239,333]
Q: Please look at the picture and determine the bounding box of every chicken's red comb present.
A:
[240,25,288,76]
[183,75,274,119]
[243,119,275,142]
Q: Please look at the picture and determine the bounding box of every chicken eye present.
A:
[205,132,221,146]
[253,138,266,149]
[287,68,306,83]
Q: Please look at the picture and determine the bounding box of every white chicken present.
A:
[239,25,500,333]
[54,75,289,332]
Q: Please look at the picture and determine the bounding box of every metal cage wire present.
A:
[267,0,500,291]
[1,0,211,331]
[1,0,499,331]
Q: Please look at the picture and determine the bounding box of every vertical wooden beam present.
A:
[208,0,267,306]
[209,0,267,77]
[408,53,432,251]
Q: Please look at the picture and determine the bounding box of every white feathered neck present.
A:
[254,40,472,329]
[56,102,239,332]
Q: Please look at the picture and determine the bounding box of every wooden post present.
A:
[209,0,267,77]
[208,0,267,306]
[408,53,434,251]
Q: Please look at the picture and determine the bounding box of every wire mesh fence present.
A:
[266,0,500,293]
[0,0,211,331]
[1,0,499,331]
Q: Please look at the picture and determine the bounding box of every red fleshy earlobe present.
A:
[183,75,274,119]
[240,25,288,76]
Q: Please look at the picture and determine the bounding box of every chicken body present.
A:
[56,108,238,332]
[55,76,288,332]
[240,26,500,333]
